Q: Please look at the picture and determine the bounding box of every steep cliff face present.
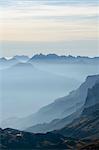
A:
[26,75,99,133]
[83,83,99,109]
[56,82,99,139]
[0,77,99,149]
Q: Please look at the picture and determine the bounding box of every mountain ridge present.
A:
[54,82,99,139]
[26,75,99,133]
[0,54,99,64]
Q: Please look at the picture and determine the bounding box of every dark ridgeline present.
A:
[0,75,99,149]
[1,54,99,64]
[25,75,99,133]
[29,54,99,64]
[54,82,99,139]
[0,128,99,149]
[0,128,82,149]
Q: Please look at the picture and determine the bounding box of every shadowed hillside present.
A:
[26,75,99,133]
[54,82,99,139]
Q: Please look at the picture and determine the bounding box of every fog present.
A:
[0,62,99,122]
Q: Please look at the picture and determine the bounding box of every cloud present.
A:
[0,4,98,20]
[0,0,98,6]
[0,0,98,42]
[0,0,98,56]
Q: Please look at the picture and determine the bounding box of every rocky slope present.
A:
[55,82,99,139]
[0,128,99,150]
[26,75,99,132]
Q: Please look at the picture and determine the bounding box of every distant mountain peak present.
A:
[28,54,99,63]
[14,55,29,62]
[1,55,99,64]
[14,62,33,68]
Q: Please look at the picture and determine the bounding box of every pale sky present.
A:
[0,0,99,57]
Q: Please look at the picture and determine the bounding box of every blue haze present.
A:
[0,58,99,122]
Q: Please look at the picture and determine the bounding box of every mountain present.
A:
[14,55,29,62]
[0,56,29,69]
[30,54,59,60]
[21,74,99,129]
[55,82,99,139]
[57,104,99,139]
[1,74,99,149]
[2,74,98,130]
[26,108,82,133]
[0,57,19,69]
[1,128,99,150]
[26,75,99,133]
[83,83,99,108]
[1,83,99,150]
[0,128,77,149]
[1,72,99,132]
[29,54,99,64]
[1,55,99,67]
[1,62,80,128]
[0,57,7,63]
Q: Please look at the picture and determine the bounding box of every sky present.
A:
[0,0,99,57]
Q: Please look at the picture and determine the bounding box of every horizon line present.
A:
[0,53,99,59]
